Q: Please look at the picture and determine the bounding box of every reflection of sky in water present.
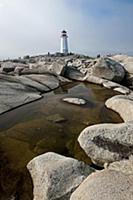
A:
[0,82,123,200]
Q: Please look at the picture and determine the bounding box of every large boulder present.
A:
[27,152,94,200]
[111,55,133,86]
[62,65,85,81]
[86,58,125,83]
[111,54,133,74]
[49,60,66,75]
[63,57,125,83]
[105,94,133,122]
[78,122,133,167]
[70,168,133,200]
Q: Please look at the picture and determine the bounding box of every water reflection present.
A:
[0,82,123,199]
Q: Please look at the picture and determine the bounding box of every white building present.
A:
[60,30,68,54]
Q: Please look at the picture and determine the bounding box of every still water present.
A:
[0,82,123,200]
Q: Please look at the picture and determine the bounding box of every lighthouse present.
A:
[60,30,68,54]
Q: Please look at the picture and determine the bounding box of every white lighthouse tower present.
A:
[60,30,68,54]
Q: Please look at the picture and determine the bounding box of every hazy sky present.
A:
[0,0,133,59]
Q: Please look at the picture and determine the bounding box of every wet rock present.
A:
[87,57,125,83]
[46,114,67,123]
[63,97,86,105]
[27,152,94,200]
[70,169,133,200]
[105,94,133,122]
[78,121,133,167]
[9,196,15,200]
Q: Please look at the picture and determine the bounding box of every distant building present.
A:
[60,30,68,54]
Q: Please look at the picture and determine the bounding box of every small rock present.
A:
[63,97,86,105]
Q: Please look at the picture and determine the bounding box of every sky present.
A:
[0,0,133,59]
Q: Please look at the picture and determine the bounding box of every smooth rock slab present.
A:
[27,152,94,200]
[106,94,133,122]
[0,75,42,114]
[0,74,54,93]
[85,75,105,85]
[78,122,133,167]
[70,169,133,200]
[62,98,86,105]
[25,74,59,90]
[17,75,50,92]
